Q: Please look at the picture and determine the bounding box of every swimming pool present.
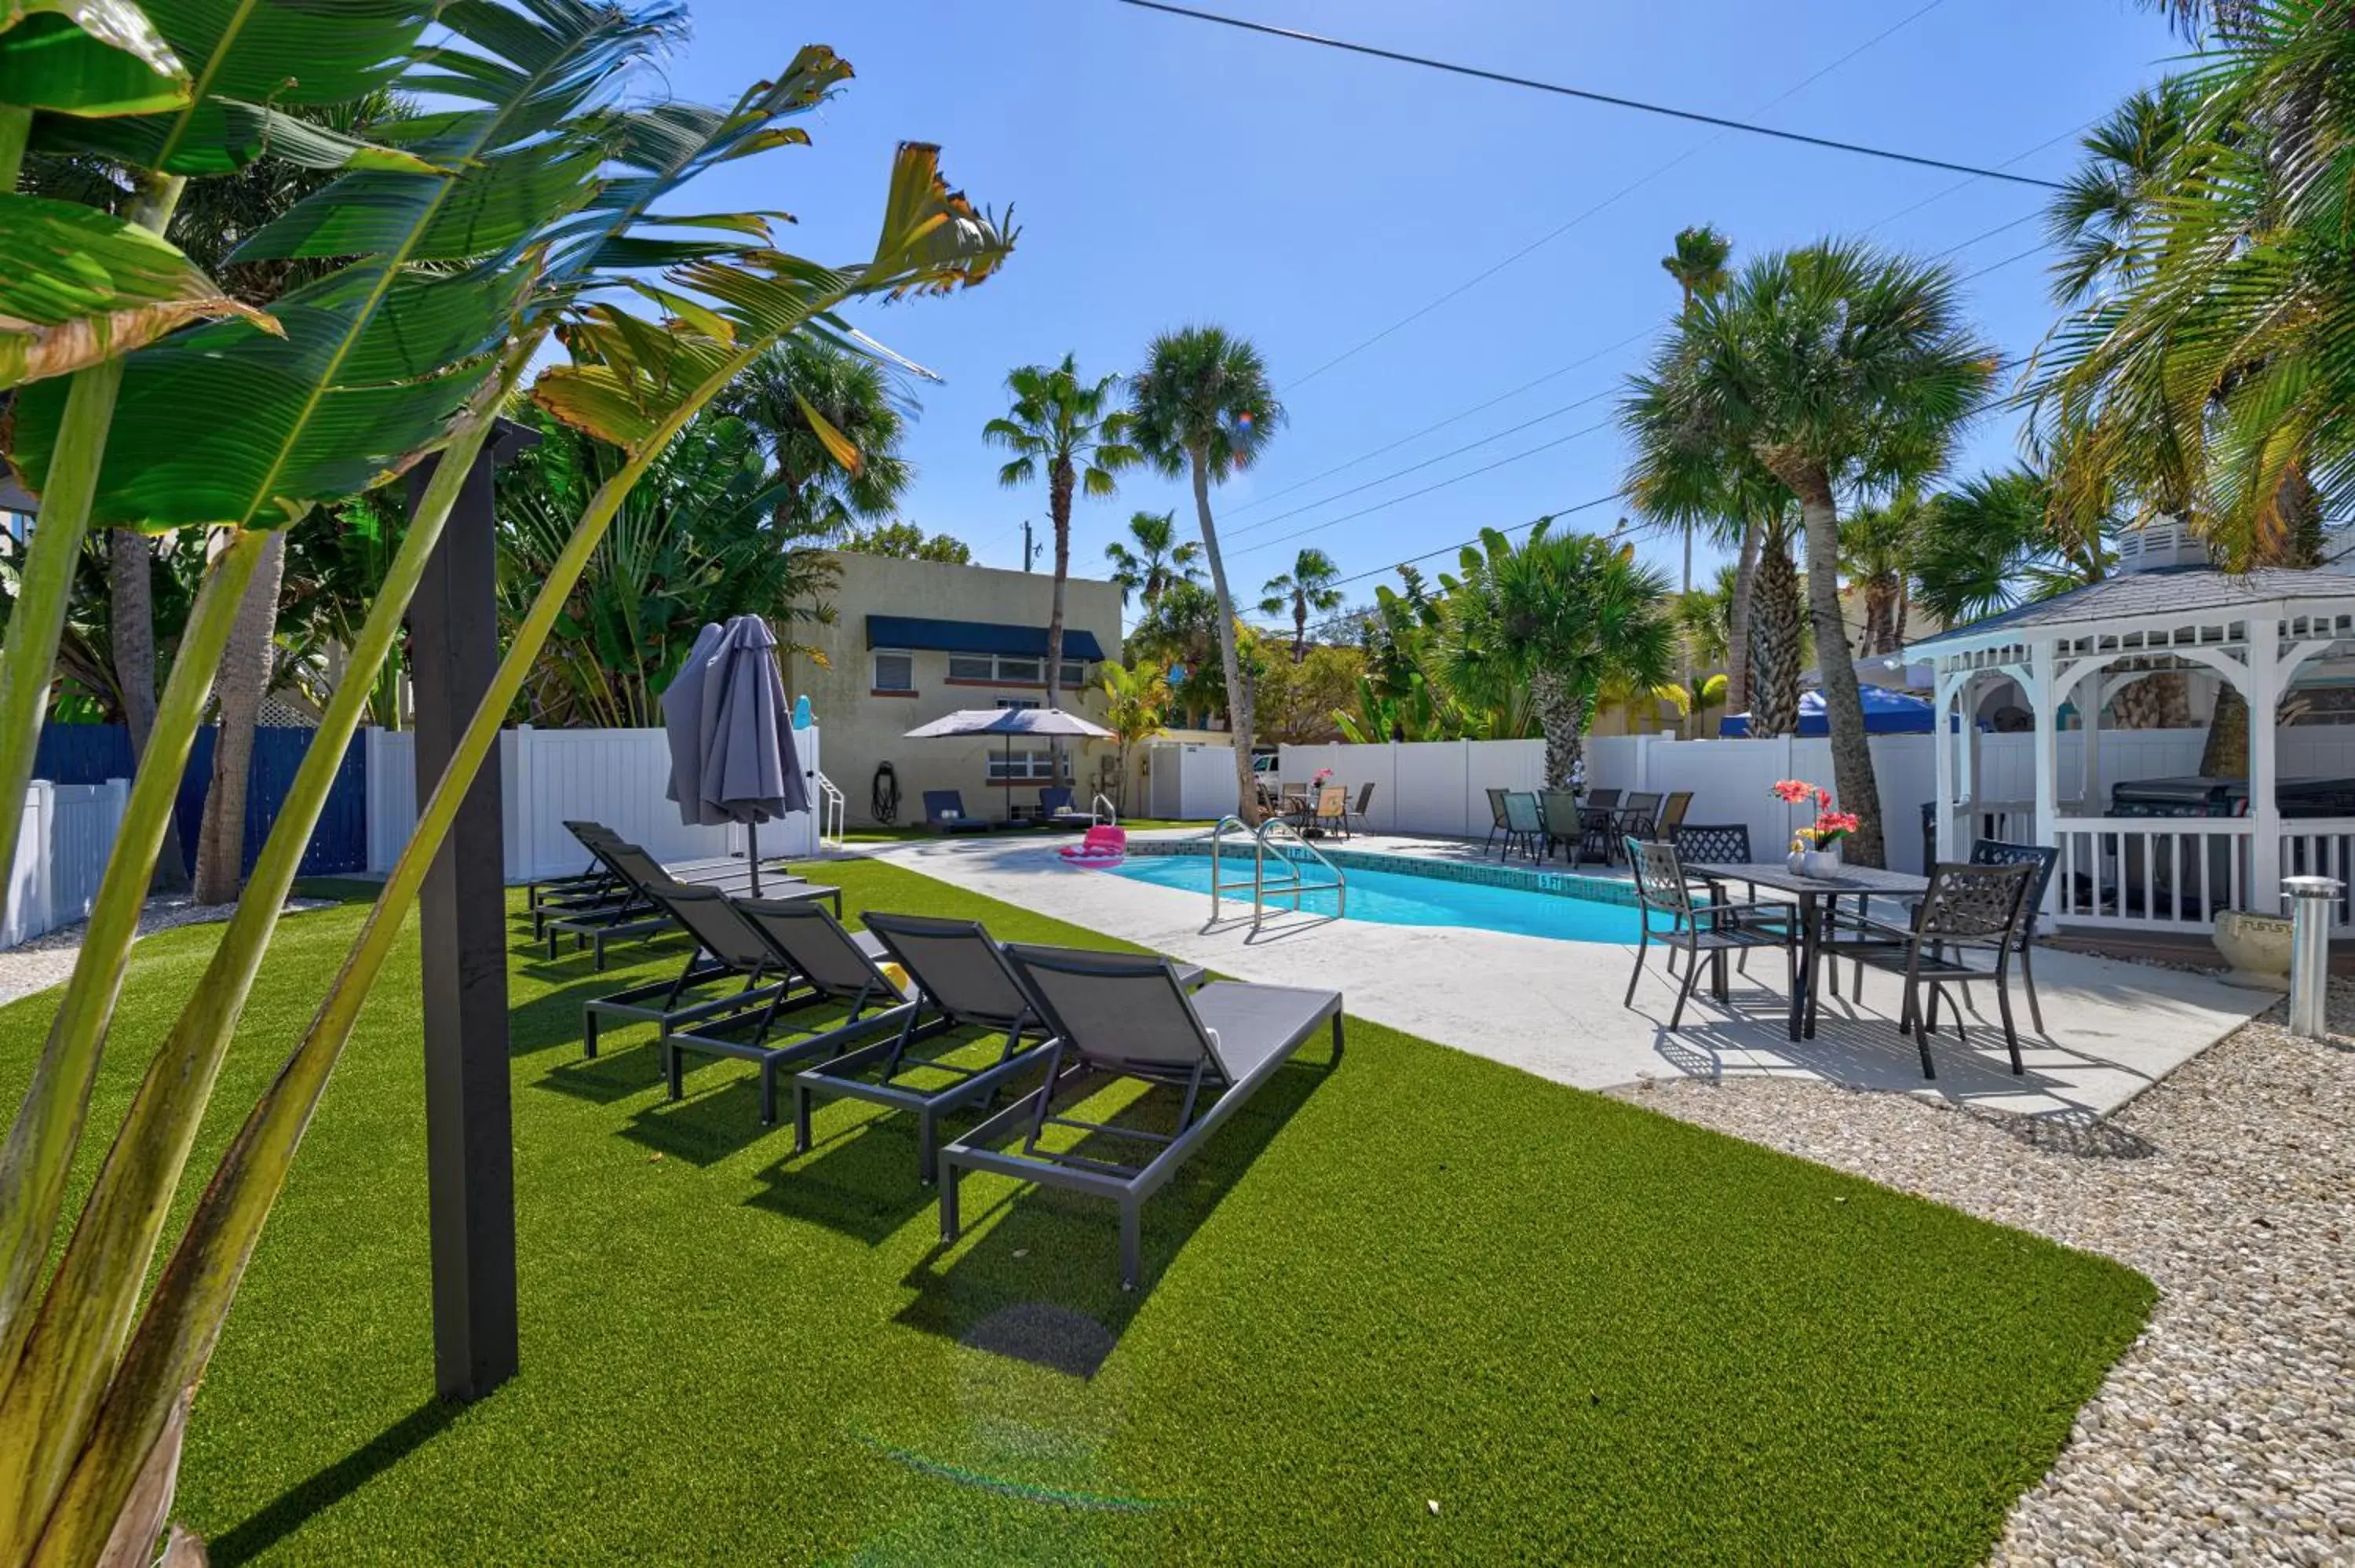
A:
[1104,850,1648,944]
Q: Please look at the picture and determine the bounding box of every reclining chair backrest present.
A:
[922,790,967,823]
[639,879,770,973]
[1002,944,1228,1086]
[736,898,904,1006]
[1036,787,1074,815]
[860,912,1035,1030]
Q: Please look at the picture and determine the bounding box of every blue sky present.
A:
[660,0,2182,627]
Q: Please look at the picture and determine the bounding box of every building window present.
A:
[987,747,1061,782]
[872,650,915,692]
[995,697,1039,711]
[943,651,1087,687]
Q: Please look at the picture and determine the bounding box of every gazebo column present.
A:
[2028,644,2060,920]
[2081,674,2104,808]
[1933,666,1960,863]
[2246,618,2283,913]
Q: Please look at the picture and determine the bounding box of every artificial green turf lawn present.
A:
[2,859,2153,1564]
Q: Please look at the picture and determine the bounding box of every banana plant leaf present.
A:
[0,192,273,389]
[0,0,186,116]
[26,0,436,172]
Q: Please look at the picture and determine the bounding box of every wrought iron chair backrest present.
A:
[1502,791,1543,834]
[1671,822,1751,865]
[1969,838,2058,947]
[1627,840,1697,921]
[1915,862,2033,948]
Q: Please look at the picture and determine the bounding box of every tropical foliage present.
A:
[1103,508,1199,609]
[1258,545,1342,662]
[1096,658,1170,814]
[837,518,970,561]
[0,7,1011,1561]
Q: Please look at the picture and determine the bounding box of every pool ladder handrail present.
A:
[1089,792,1119,826]
[1206,813,1347,928]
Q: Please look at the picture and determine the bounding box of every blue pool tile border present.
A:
[1123,837,1643,908]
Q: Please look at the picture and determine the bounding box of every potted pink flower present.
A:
[1770,779,1859,875]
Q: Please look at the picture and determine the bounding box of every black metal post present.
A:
[405,418,538,1403]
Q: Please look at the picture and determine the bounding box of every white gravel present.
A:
[0,894,332,1008]
[1618,990,2353,1567]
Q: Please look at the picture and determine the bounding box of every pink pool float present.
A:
[1059,825,1127,866]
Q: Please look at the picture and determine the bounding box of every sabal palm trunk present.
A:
[1530,667,1590,789]
[1045,458,1072,789]
[192,531,287,904]
[1726,515,1760,714]
[108,530,188,892]
[1681,526,1695,738]
[1188,447,1256,823]
[1791,471,1885,866]
[1751,536,1802,737]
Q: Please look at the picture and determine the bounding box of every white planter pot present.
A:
[2212,909,2295,992]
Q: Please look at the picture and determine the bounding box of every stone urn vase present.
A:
[2213,909,2295,992]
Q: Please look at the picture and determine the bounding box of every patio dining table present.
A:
[1686,861,1929,1043]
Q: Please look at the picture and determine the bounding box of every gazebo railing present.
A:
[2279,821,2355,928]
[2051,817,2255,932]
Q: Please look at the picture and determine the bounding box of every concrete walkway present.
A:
[866,832,2273,1119]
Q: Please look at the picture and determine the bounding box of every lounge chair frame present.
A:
[938,946,1342,1289]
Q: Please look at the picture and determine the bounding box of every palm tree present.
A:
[1431,525,1674,787]
[1258,546,1343,661]
[1749,509,1806,738]
[1127,326,1285,822]
[719,336,913,536]
[1622,242,1996,866]
[984,356,1137,724]
[1097,659,1170,814]
[1103,509,1200,611]
[1839,484,1930,658]
[1661,224,1733,314]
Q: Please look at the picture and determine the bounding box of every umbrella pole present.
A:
[1003,735,1013,824]
[747,819,760,895]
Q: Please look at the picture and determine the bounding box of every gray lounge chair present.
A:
[579,873,858,1059]
[542,835,837,969]
[528,819,764,939]
[939,946,1343,1289]
[793,912,1207,1181]
[924,790,996,834]
[659,897,915,1125]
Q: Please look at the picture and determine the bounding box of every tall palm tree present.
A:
[1102,509,1201,611]
[718,335,914,536]
[1652,224,1736,731]
[1127,326,1285,822]
[984,356,1137,723]
[1661,224,1733,313]
[1622,242,1996,866]
[1432,525,1674,787]
[1258,546,1342,661]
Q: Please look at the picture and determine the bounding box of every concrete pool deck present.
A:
[863,830,2274,1120]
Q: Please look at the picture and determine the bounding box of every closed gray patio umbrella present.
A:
[662,614,807,893]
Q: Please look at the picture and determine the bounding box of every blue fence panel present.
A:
[35,723,368,878]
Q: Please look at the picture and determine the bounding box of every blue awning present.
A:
[1720,687,1955,737]
[865,615,1106,662]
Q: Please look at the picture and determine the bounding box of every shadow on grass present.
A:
[893,1055,1335,1374]
[210,1398,458,1566]
[745,1113,941,1245]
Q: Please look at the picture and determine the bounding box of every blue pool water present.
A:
[1104,852,1648,943]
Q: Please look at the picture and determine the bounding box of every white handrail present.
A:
[812,770,846,848]
[1207,815,1256,921]
[1090,792,1119,826]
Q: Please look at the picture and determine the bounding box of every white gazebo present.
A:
[1906,542,2355,936]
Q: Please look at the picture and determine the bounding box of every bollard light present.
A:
[2280,875,2342,1040]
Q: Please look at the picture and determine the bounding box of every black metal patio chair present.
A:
[1623,838,1796,1030]
[1835,860,2035,1078]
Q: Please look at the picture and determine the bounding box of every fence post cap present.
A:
[2282,875,2344,899]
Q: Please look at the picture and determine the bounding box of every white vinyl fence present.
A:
[1278,725,2355,878]
[2,779,129,950]
[365,724,822,882]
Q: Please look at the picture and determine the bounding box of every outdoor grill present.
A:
[2100,776,2355,917]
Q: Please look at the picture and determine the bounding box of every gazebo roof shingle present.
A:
[1906,566,2355,656]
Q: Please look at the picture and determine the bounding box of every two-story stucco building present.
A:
[792,550,1126,826]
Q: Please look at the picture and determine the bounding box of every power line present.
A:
[1219,385,1620,545]
[1324,494,1623,591]
[1230,418,1619,566]
[1276,0,1956,389]
[1119,2,2066,191]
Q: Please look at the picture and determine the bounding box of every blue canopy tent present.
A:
[1719,686,1948,737]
